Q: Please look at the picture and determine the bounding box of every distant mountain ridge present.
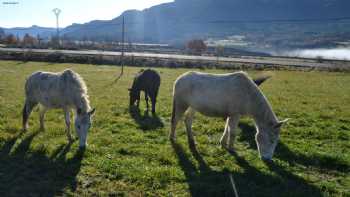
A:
[2,25,57,39]
[2,0,350,47]
[61,0,350,43]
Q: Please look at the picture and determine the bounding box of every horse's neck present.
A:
[251,91,278,126]
[74,95,90,113]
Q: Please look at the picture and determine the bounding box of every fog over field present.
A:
[282,48,350,61]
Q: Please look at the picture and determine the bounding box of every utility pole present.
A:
[121,15,125,58]
[114,16,125,83]
[52,8,61,48]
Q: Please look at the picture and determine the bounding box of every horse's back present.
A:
[25,71,58,94]
[142,69,160,85]
[134,69,160,92]
[24,71,66,107]
[173,71,255,116]
[174,71,252,93]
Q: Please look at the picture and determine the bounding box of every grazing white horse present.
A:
[170,71,288,160]
[22,69,95,148]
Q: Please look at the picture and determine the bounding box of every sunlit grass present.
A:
[0,60,349,196]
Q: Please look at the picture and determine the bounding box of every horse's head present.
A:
[255,119,289,161]
[75,108,96,148]
[128,88,140,106]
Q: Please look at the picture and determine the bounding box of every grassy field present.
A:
[0,60,349,196]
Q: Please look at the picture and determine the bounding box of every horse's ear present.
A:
[128,88,132,92]
[89,108,96,116]
[274,119,290,129]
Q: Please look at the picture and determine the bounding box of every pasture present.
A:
[0,60,349,196]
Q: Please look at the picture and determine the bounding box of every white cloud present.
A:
[282,47,350,61]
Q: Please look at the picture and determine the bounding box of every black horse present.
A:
[129,69,161,114]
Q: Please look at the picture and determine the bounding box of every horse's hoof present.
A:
[68,137,75,143]
[189,141,197,149]
[169,136,176,142]
[227,147,235,152]
[220,141,227,149]
[79,146,86,150]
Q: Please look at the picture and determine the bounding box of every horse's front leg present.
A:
[144,91,149,111]
[39,105,48,131]
[227,115,240,151]
[64,108,73,143]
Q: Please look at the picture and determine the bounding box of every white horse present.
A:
[22,69,95,148]
[170,71,288,160]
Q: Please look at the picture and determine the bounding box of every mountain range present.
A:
[62,0,350,43]
[2,0,350,48]
[2,25,57,39]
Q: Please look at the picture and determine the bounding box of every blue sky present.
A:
[0,0,173,28]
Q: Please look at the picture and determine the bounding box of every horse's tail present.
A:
[22,101,28,129]
[171,96,176,127]
[253,76,271,86]
[22,99,36,131]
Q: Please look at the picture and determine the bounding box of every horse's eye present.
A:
[77,125,81,129]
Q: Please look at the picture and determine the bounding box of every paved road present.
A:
[0,47,346,68]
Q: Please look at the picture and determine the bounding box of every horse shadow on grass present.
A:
[129,106,164,131]
[238,122,349,173]
[171,134,324,196]
[0,130,85,196]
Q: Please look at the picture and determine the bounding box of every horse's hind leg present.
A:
[150,93,157,115]
[151,88,159,115]
[39,105,48,131]
[22,99,38,131]
[151,97,156,115]
[184,108,196,148]
[227,115,240,151]
[169,98,187,141]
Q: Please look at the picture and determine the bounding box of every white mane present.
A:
[60,69,91,113]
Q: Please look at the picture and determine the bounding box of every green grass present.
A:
[0,60,349,196]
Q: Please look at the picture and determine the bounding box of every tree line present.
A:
[0,28,227,58]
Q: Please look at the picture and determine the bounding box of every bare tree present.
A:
[187,39,207,55]
[0,28,5,41]
[37,34,43,48]
[23,33,37,48]
[4,34,18,46]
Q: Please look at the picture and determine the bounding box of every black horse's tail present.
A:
[253,76,271,86]
[22,101,30,131]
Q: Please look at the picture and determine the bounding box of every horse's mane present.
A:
[248,77,278,125]
[61,69,91,113]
